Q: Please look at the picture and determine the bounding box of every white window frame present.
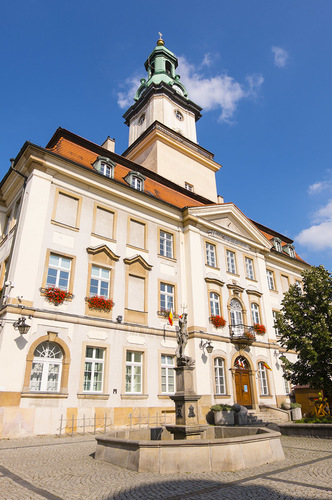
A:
[185,182,194,192]
[89,265,110,298]
[29,342,63,392]
[251,303,260,325]
[160,283,174,311]
[125,351,143,394]
[272,310,280,336]
[245,257,254,280]
[258,362,269,396]
[83,347,105,393]
[206,242,216,267]
[131,176,142,191]
[46,254,71,290]
[100,163,112,178]
[160,230,173,258]
[214,357,226,395]
[210,292,220,316]
[161,354,175,394]
[266,270,275,291]
[226,250,236,274]
[230,298,244,336]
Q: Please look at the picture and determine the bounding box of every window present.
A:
[92,156,115,179]
[210,292,220,316]
[284,244,295,258]
[131,176,142,190]
[206,242,216,267]
[138,114,145,125]
[46,254,71,290]
[251,303,260,325]
[272,237,282,252]
[89,266,110,298]
[161,354,175,394]
[245,257,254,280]
[54,191,80,228]
[165,61,172,76]
[128,275,145,311]
[282,368,291,394]
[94,206,114,240]
[175,110,184,121]
[272,310,279,336]
[230,298,243,336]
[258,362,269,396]
[83,347,105,392]
[100,163,112,178]
[226,250,236,274]
[281,275,289,293]
[126,351,143,393]
[129,219,146,249]
[160,283,174,312]
[266,270,275,290]
[29,342,63,392]
[185,182,194,192]
[160,230,173,258]
[214,358,226,394]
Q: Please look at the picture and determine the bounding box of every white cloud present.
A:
[296,199,332,250]
[272,46,289,68]
[178,56,263,123]
[201,53,212,67]
[308,180,331,194]
[117,74,141,109]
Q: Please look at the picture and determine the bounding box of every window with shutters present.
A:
[128,275,145,312]
[52,189,81,229]
[93,205,115,240]
[128,218,146,250]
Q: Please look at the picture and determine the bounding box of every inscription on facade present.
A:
[208,230,251,250]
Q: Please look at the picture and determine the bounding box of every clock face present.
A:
[173,84,184,96]
[175,109,184,121]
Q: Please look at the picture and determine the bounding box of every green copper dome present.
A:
[134,36,188,101]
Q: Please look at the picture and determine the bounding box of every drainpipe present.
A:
[0,159,29,308]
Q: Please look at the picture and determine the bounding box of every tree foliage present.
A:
[276,265,332,396]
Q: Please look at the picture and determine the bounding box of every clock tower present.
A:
[123,36,221,202]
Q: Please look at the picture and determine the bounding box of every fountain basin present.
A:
[95,426,284,473]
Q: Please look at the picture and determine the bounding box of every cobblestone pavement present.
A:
[0,434,331,499]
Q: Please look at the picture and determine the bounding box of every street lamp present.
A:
[13,316,30,335]
[199,339,214,354]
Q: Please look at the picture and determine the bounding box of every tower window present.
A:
[165,61,172,76]
[138,114,145,126]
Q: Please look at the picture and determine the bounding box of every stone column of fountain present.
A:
[167,314,208,439]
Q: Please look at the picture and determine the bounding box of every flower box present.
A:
[43,287,73,305]
[254,324,266,334]
[86,296,114,311]
[210,315,226,328]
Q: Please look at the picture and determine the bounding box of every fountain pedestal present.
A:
[167,365,208,439]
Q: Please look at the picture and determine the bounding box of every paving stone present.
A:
[0,435,331,499]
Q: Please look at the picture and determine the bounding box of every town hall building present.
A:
[0,37,308,437]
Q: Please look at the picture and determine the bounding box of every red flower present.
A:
[86,296,114,311]
[210,315,226,328]
[44,287,73,305]
[253,324,266,334]
[244,331,255,340]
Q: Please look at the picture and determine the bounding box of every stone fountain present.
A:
[95,314,285,472]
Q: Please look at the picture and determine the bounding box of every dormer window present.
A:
[125,171,146,192]
[284,244,295,258]
[93,156,115,179]
[271,237,282,252]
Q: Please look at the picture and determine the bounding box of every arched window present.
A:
[29,342,63,392]
[230,298,243,336]
[214,357,226,394]
[210,292,220,316]
[165,61,172,76]
[258,362,269,395]
[251,303,260,325]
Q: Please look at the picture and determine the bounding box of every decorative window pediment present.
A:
[125,171,146,192]
[123,254,153,271]
[86,244,120,262]
[93,156,116,179]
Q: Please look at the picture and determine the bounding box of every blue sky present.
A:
[1,1,332,271]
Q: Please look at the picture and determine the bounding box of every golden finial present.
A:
[157,32,164,46]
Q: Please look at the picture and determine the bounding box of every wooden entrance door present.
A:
[235,370,252,408]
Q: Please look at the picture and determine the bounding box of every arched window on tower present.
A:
[29,341,63,392]
[165,61,172,76]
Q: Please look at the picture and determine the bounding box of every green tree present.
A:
[276,265,332,397]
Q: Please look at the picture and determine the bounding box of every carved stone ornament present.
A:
[188,405,195,418]
[176,404,183,418]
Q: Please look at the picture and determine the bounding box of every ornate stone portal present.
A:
[167,313,208,439]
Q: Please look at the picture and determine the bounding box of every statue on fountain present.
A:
[176,313,195,366]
